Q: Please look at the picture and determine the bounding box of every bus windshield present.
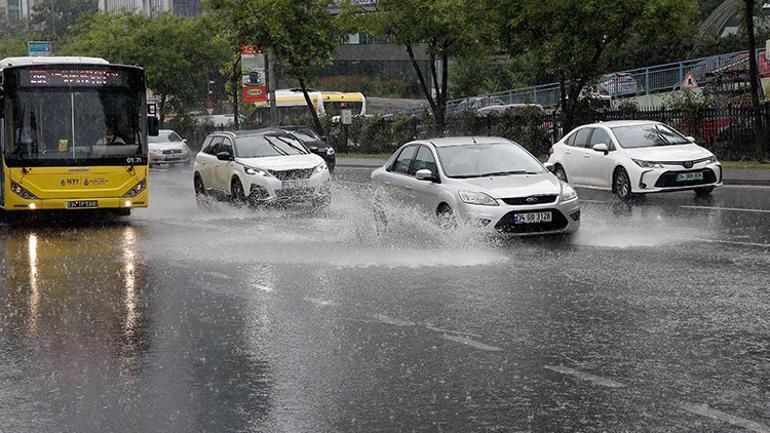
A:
[4,68,146,167]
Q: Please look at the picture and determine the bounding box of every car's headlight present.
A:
[149,148,161,155]
[244,166,270,176]
[560,182,578,202]
[458,191,498,206]
[706,155,717,163]
[10,181,38,200]
[123,179,146,197]
[326,147,335,156]
[315,163,329,173]
[632,158,663,169]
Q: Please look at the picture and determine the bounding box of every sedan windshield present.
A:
[436,143,544,178]
[235,135,309,158]
[611,124,690,148]
[149,131,183,143]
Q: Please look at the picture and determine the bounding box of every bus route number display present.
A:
[19,69,129,88]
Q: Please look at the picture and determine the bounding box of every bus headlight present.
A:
[10,181,39,200]
[123,179,146,197]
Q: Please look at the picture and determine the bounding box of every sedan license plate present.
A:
[676,172,703,182]
[514,211,552,224]
[283,180,310,189]
[67,200,98,209]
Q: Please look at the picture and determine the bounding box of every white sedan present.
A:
[193,130,331,205]
[148,129,192,166]
[547,120,722,199]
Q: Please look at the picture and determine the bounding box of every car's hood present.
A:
[303,140,329,151]
[447,172,562,198]
[622,144,713,161]
[149,142,187,152]
[236,153,324,170]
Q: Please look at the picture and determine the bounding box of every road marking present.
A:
[682,403,770,433]
[425,324,483,338]
[253,284,273,292]
[304,297,334,307]
[681,205,770,214]
[695,238,770,248]
[203,271,233,280]
[579,199,608,204]
[370,314,416,327]
[440,334,502,352]
[544,365,626,388]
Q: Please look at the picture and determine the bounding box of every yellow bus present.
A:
[0,57,157,216]
[256,88,367,122]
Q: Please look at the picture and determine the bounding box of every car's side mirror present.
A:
[592,143,609,155]
[182,138,188,144]
[216,151,233,161]
[685,136,695,142]
[148,116,160,137]
[415,169,435,181]
[544,162,556,173]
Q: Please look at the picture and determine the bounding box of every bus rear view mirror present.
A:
[148,116,159,136]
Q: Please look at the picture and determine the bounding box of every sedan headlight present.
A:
[706,155,717,163]
[149,148,161,156]
[123,179,146,197]
[315,163,329,173]
[326,147,335,156]
[10,181,39,200]
[458,191,498,206]
[244,166,270,177]
[632,159,663,169]
[560,182,578,202]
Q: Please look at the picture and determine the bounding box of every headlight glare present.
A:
[122,179,146,197]
[10,181,38,200]
[706,155,717,163]
[560,182,578,201]
[326,147,335,156]
[458,191,498,206]
[632,158,663,169]
[244,166,269,176]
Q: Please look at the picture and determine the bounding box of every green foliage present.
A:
[448,55,525,99]
[31,0,98,40]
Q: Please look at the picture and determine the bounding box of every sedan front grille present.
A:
[270,168,315,181]
[654,169,717,188]
[162,149,183,154]
[495,209,569,234]
[502,195,558,206]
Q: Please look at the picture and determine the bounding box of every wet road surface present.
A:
[1,166,769,432]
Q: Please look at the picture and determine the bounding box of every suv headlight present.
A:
[458,191,498,206]
[315,163,329,173]
[632,159,663,169]
[10,181,39,200]
[123,179,146,197]
[244,166,270,177]
[560,182,578,202]
[326,147,335,156]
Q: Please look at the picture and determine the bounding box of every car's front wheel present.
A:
[436,203,457,229]
[613,167,634,200]
[231,178,246,204]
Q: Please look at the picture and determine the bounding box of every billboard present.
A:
[240,45,267,104]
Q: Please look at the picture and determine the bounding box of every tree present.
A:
[499,0,699,131]
[31,0,98,40]
[61,12,229,124]
[207,0,341,133]
[361,0,492,133]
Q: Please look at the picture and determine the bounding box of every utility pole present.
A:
[267,49,278,127]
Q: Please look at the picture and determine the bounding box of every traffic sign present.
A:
[341,109,353,125]
[27,41,53,57]
[682,71,698,90]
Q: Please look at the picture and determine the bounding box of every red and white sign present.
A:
[241,45,267,104]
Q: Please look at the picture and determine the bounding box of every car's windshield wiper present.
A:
[263,137,289,156]
[477,170,532,177]
[275,136,308,154]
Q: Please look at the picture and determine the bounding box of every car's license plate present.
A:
[676,172,704,182]
[67,200,98,209]
[283,180,310,189]
[514,211,552,224]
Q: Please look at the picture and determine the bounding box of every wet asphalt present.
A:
[0,166,769,433]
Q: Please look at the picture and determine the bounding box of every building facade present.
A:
[1,0,34,18]
[98,0,199,16]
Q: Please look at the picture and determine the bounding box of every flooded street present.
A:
[1,167,769,432]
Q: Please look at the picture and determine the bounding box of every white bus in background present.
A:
[256,88,367,122]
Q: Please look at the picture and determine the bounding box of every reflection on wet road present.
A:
[1,166,769,432]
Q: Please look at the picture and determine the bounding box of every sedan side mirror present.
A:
[592,143,609,155]
[415,169,435,181]
[216,151,233,161]
[685,136,695,142]
[544,162,556,173]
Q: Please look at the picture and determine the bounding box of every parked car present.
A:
[475,103,545,117]
[370,137,581,235]
[193,129,332,206]
[148,129,192,166]
[598,73,637,97]
[547,120,722,199]
[454,95,505,113]
[273,126,336,172]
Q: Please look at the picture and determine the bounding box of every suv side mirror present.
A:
[415,169,435,181]
[592,143,609,155]
[148,116,160,136]
[216,151,233,161]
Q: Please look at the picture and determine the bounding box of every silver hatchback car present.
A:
[371,137,581,235]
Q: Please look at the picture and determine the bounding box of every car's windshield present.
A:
[235,134,309,158]
[436,143,544,178]
[288,127,322,142]
[612,124,691,148]
[149,131,183,143]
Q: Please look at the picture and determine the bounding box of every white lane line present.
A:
[425,324,483,338]
[253,284,273,293]
[579,199,608,204]
[682,403,770,433]
[440,334,502,352]
[695,238,770,248]
[369,314,416,327]
[681,205,770,214]
[544,365,626,388]
[203,271,233,280]
[304,297,334,307]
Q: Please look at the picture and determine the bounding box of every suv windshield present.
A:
[612,124,691,148]
[235,134,309,158]
[436,143,544,178]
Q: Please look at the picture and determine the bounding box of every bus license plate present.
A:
[514,211,552,224]
[676,172,703,182]
[67,200,98,209]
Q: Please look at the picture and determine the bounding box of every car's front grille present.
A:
[162,149,183,154]
[494,209,569,234]
[502,194,558,206]
[270,168,315,181]
[654,169,717,188]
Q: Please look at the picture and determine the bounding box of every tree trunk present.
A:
[745,0,766,160]
[232,56,241,130]
[298,77,323,134]
[406,44,440,132]
[159,94,167,127]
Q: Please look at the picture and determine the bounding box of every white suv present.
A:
[547,121,722,199]
[193,130,332,205]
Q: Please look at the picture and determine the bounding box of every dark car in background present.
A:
[277,126,336,172]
